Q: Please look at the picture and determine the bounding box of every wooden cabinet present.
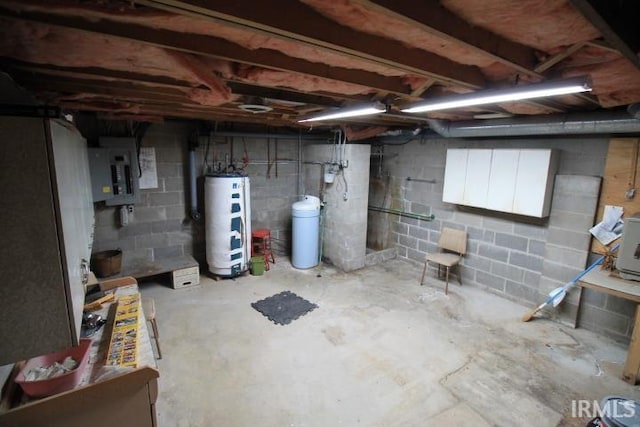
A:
[0,117,94,365]
[0,367,159,427]
[443,148,558,217]
[1,281,159,426]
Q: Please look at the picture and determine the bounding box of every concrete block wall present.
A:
[92,122,302,269]
[92,122,197,268]
[304,143,371,271]
[372,136,637,343]
[540,176,599,326]
[207,134,301,254]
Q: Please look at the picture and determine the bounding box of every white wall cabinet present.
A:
[463,149,492,208]
[442,149,468,204]
[0,117,94,365]
[443,148,558,217]
[487,149,519,212]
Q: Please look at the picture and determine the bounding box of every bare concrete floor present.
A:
[140,258,640,427]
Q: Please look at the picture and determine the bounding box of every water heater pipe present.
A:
[188,148,200,220]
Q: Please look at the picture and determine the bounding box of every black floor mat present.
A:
[251,291,318,325]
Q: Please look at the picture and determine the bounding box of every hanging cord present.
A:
[132,121,151,178]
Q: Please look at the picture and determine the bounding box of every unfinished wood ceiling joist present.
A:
[0,0,638,135]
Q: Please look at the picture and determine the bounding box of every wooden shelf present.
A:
[103,255,199,281]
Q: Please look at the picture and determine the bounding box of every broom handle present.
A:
[523,245,619,321]
[565,244,619,288]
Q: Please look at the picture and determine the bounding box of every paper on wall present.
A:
[589,205,624,245]
[139,147,158,189]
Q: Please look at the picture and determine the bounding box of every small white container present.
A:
[324,171,335,184]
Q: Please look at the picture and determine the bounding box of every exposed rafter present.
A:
[355,0,541,78]
[1,59,357,108]
[534,42,587,73]
[569,0,640,70]
[13,73,199,105]
[0,6,411,96]
[135,0,487,88]
[0,0,637,128]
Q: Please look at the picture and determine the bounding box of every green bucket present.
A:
[250,256,265,276]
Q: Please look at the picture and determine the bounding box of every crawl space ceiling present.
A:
[0,0,639,139]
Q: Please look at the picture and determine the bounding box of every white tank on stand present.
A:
[292,195,321,269]
[205,174,251,277]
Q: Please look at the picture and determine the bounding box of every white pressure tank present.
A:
[291,195,321,269]
[205,174,251,277]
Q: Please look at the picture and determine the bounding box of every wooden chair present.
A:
[420,228,467,294]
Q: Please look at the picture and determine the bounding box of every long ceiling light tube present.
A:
[298,102,386,122]
[401,77,592,113]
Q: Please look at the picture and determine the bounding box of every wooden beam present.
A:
[0,6,411,96]
[410,78,436,97]
[226,82,346,107]
[0,59,200,90]
[534,42,586,73]
[136,0,487,88]
[1,59,352,107]
[12,73,199,105]
[569,0,640,70]
[58,100,306,127]
[356,0,540,78]
[80,106,293,126]
[585,39,622,54]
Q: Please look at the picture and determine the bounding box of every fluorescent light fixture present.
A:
[298,102,386,123]
[401,77,592,114]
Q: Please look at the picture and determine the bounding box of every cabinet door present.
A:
[0,117,70,365]
[49,120,94,345]
[463,149,492,208]
[442,149,468,204]
[487,150,519,212]
[513,149,554,217]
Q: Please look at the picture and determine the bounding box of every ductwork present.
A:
[426,109,640,138]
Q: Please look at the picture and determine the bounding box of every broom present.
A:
[521,245,618,322]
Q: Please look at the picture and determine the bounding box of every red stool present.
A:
[252,228,275,270]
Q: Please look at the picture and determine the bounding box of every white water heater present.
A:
[205,174,251,277]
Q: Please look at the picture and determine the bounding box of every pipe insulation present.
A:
[426,111,640,138]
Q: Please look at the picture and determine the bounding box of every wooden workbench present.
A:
[578,268,640,384]
[0,280,159,427]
